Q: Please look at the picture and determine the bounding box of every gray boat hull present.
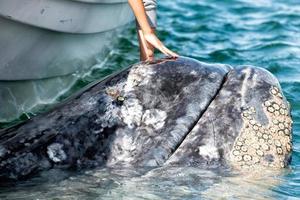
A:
[0,0,134,122]
[0,0,133,80]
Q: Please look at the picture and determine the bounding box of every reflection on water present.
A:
[0,167,292,199]
[1,0,300,199]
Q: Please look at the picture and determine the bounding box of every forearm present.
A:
[128,0,152,34]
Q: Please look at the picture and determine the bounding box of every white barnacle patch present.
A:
[190,70,198,76]
[198,143,219,160]
[47,143,67,163]
[124,64,155,93]
[142,109,167,130]
[119,65,157,129]
[94,91,123,130]
[120,97,143,129]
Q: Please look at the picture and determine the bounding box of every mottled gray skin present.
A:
[166,67,292,169]
[0,58,292,181]
[106,58,230,167]
[0,57,230,181]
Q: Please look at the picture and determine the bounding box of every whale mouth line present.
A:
[166,72,229,164]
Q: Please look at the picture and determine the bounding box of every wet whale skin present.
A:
[0,57,292,181]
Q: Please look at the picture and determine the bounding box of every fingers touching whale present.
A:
[0,57,292,181]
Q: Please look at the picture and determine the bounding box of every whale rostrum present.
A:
[0,57,292,181]
[166,67,293,169]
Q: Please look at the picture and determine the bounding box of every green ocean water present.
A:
[0,0,300,199]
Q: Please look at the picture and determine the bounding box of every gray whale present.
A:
[0,57,293,181]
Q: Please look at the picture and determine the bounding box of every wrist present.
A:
[142,27,153,35]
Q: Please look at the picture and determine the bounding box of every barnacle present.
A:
[230,86,292,169]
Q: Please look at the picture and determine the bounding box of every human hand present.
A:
[128,0,178,60]
[143,32,179,59]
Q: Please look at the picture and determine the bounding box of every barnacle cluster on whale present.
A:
[231,85,292,169]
